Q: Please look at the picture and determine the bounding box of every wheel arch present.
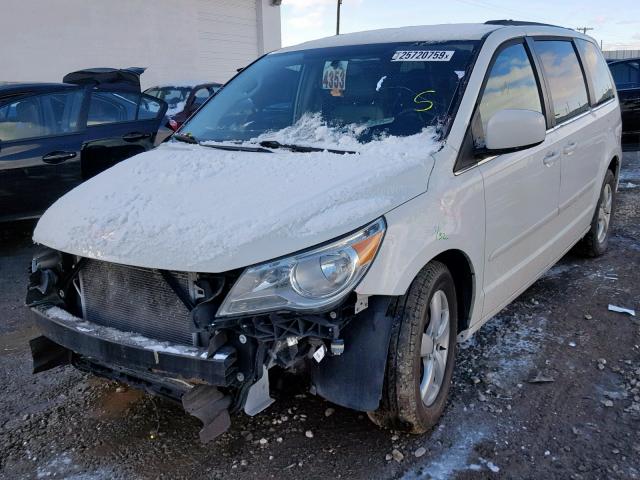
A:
[430,249,476,334]
[608,155,620,181]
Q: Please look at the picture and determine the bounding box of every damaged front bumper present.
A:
[27,248,397,443]
[30,303,242,442]
[30,303,238,387]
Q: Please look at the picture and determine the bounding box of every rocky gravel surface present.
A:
[1,151,639,479]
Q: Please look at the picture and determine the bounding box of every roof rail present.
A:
[485,19,565,28]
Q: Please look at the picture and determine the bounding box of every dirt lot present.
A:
[1,152,639,480]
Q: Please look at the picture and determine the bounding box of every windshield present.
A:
[181,41,480,145]
[146,87,192,107]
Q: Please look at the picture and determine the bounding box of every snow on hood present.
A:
[34,121,439,272]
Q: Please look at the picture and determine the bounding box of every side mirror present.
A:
[484,109,546,153]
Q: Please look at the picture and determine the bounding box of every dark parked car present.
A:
[0,68,167,222]
[608,58,640,146]
[144,82,221,130]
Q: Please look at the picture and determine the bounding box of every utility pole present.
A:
[576,26,594,35]
[337,0,343,35]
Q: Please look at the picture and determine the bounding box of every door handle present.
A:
[42,151,77,164]
[563,142,577,155]
[122,132,151,142]
[543,151,559,167]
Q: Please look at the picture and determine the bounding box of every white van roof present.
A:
[277,22,581,53]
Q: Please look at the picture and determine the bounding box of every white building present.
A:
[603,50,640,60]
[1,0,281,88]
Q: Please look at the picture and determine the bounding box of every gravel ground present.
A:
[1,151,639,480]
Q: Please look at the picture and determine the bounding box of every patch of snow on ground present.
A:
[542,262,579,278]
[479,313,548,386]
[402,424,489,480]
[619,154,640,182]
[36,452,119,480]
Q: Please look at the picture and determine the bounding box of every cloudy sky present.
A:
[281,0,640,50]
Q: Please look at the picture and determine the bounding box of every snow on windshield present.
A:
[204,112,434,154]
[249,112,369,151]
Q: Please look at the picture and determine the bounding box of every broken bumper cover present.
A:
[29,303,237,386]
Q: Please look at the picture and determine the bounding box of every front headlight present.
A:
[217,218,386,317]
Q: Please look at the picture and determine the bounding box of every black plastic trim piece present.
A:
[310,296,395,411]
[484,20,565,28]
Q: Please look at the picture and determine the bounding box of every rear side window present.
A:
[88,91,138,125]
[193,87,211,107]
[609,60,640,90]
[88,92,162,124]
[575,40,615,105]
[0,90,83,142]
[138,95,163,120]
[473,43,542,147]
[533,40,589,123]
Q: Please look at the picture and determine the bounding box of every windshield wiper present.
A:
[199,142,272,153]
[259,140,356,155]
[173,134,270,152]
[172,132,198,144]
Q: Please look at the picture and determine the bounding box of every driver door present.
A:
[474,41,562,318]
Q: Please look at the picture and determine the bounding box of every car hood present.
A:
[34,137,436,272]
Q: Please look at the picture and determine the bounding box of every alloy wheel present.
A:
[419,290,450,406]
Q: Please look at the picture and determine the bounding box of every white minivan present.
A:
[27,21,621,442]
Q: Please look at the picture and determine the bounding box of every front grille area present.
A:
[79,259,194,345]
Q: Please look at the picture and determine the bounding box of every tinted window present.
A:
[575,40,615,104]
[193,87,211,106]
[534,40,589,123]
[147,87,191,107]
[138,95,162,120]
[609,60,640,90]
[0,90,83,142]
[474,43,542,147]
[88,92,139,125]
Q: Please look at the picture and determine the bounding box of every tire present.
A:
[368,261,457,433]
[579,170,616,257]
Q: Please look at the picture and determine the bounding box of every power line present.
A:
[576,27,594,35]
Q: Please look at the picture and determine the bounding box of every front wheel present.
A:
[368,261,457,433]
[579,169,616,257]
